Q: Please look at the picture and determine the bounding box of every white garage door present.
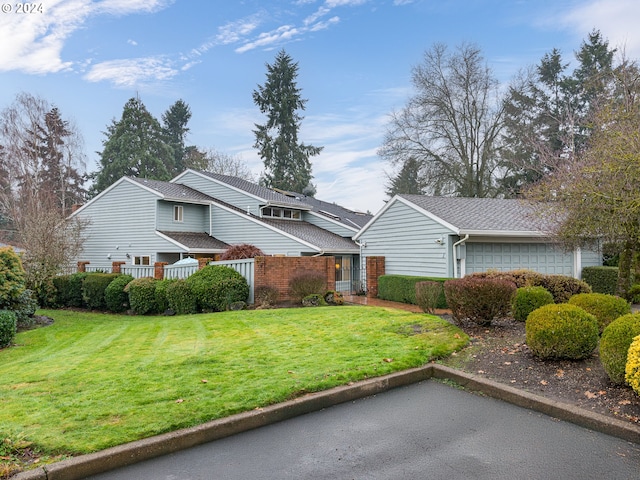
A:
[465,243,574,276]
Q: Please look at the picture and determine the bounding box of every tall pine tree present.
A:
[253,50,322,194]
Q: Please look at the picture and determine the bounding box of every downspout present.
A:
[452,234,469,278]
[312,250,325,257]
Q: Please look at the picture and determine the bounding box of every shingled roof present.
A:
[260,218,359,253]
[129,177,216,204]
[396,195,542,234]
[158,231,229,251]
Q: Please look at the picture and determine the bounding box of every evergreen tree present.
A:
[253,50,322,194]
[385,157,427,198]
[92,96,174,195]
[162,99,193,175]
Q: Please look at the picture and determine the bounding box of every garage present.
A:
[465,242,574,276]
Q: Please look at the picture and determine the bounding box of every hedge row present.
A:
[581,266,619,295]
[378,275,448,309]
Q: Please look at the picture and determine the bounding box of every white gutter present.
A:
[452,234,470,278]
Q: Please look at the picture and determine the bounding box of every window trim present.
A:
[134,255,151,266]
[173,205,184,223]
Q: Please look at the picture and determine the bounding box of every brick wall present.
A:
[254,256,336,302]
[365,256,385,298]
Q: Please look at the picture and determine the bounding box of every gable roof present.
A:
[128,177,216,204]
[355,195,545,239]
[157,231,229,252]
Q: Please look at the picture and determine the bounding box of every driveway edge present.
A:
[11,364,640,480]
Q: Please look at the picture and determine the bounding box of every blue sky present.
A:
[1,0,639,213]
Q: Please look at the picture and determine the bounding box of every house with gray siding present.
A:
[71,170,369,290]
[354,195,602,280]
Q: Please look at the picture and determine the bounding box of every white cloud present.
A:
[0,0,173,74]
[84,56,178,87]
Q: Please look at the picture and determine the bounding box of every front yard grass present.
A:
[0,306,467,458]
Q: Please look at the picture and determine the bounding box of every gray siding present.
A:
[581,247,602,269]
[304,212,356,237]
[156,201,209,233]
[176,171,263,214]
[75,181,183,269]
[210,205,314,256]
[358,200,453,277]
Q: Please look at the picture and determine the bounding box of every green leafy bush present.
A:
[568,293,631,333]
[378,275,448,307]
[53,272,89,308]
[628,284,640,304]
[444,277,516,326]
[512,286,554,322]
[154,278,177,313]
[104,275,134,313]
[582,266,619,295]
[324,290,344,306]
[126,278,158,315]
[188,266,249,311]
[254,285,279,307]
[625,334,640,395]
[166,280,198,315]
[82,273,120,310]
[600,313,640,385]
[0,247,26,309]
[302,293,327,307]
[415,281,445,314]
[12,289,38,329]
[0,310,17,348]
[525,304,599,360]
[288,271,327,303]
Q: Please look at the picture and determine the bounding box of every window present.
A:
[134,255,151,266]
[262,207,301,220]
[174,205,184,222]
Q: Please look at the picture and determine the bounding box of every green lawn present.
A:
[0,306,467,456]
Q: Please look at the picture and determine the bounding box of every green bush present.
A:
[154,278,177,313]
[12,289,38,329]
[378,275,448,308]
[536,275,592,303]
[166,280,198,315]
[625,334,640,394]
[188,266,249,311]
[568,293,631,333]
[415,281,445,314]
[324,290,344,306]
[0,247,26,309]
[126,278,158,315]
[53,272,89,308]
[525,304,599,360]
[512,286,554,322]
[288,271,327,303]
[600,313,640,385]
[82,273,120,310]
[104,275,134,313]
[628,284,640,304]
[582,266,619,295]
[0,310,17,348]
[444,277,516,326]
[302,293,327,307]
[187,265,244,285]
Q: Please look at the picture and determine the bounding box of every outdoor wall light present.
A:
[435,237,444,245]
[126,253,131,259]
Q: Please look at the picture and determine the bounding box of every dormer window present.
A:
[174,205,183,222]
[262,207,301,220]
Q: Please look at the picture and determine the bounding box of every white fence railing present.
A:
[164,264,199,279]
[121,265,154,278]
[209,258,255,304]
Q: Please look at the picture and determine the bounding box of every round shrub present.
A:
[568,293,631,333]
[625,335,640,395]
[166,280,198,315]
[187,265,244,284]
[154,278,177,313]
[104,274,134,313]
[600,313,640,385]
[0,247,26,308]
[126,277,158,315]
[512,286,554,322]
[0,310,17,348]
[444,277,516,326]
[12,289,38,329]
[525,304,599,360]
[536,275,592,303]
[187,266,249,312]
[82,273,120,310]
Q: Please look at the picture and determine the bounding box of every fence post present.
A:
[198,258,212,270]
[77,261,90,273]
[366,256,385,298]
[112,261,126,274]
[154,262,167,280]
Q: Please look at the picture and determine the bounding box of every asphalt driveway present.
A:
[82,380,640,480]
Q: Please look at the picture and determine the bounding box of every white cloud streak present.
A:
[84,56,178,87]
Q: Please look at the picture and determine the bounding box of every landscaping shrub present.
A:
[187,265,248,311]
[254,285,279,307]
[525,304,599,360]
[444,277,516,326]
[126,278,158,315]
[628,284,640,304]
[53,272,89,308]
[154,278,177,313]
[469,269,544,288]
[166,280,198,315]
[12,289,38,329]
[415,281,444,314]
[104,274,134,313]
[324,290,344,306]
[0,310,17,348]
[302,293,326,307]
[625,335,640,395]
[512,286,554,322]
[288,271,326,303]
[82,273,120,310]
[600,313,640,385]
[568,293,631,333]
[378,275,448,307]
[582,266,619,295]
[536,275,591,303]
[219,243,265,260]
[0,247,26,309]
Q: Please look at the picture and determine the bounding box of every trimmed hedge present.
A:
[82,273,120,310]
[625,335,640,394]
[104,274,134,313]
[525,304,599,360]
[53,272,89,308]
[600,314,640,385]
[187,265,249,311]
[126,278,158,315]
[567,293,631,334]
[166,280,198,315]
[378,275,448,308]
[0,309,17,348]
[512,286,554,322]
[582,266,619,295]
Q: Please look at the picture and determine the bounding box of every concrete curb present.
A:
[11,364,640,480]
